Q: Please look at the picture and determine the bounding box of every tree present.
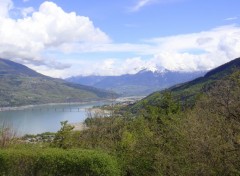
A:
[52,121,74,149]
[206,71,240,122]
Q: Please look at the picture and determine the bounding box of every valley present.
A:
[0,56,239,176]
[1,0,240,175]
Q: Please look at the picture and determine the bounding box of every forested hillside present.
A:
[0,58,116,107]
[49,68,240,175]
[128,57,240,112]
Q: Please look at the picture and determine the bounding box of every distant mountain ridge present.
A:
[66,69,205,96]
[0,58,115,107]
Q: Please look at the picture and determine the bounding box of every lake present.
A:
[0,101,111,136]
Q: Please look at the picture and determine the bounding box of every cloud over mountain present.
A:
[62,25,240,77]
[0,1,240,77]
[146,25,240,72]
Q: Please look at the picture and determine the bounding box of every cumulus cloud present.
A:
[64,25,240,76]
[35,24,240,77]
[59,25,240,73]
[1,1,240,77]
[139,25,240,72]
[0,1,110,69]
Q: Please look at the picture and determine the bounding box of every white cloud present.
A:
[0,0,13,17]
[130,0,183,12]
[56,42,152,54]
[0,1,110,69]
[33,24,240,77]
[225,17,238,21]
[1,1,240,77]
[21,7,34,17]
[142,25,240,72]
[131,0,155,12]
[52,57,148,77]
[64,25,240,73]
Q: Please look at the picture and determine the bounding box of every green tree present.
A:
[52,121,74,149]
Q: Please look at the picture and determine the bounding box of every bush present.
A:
[0,148,120,176]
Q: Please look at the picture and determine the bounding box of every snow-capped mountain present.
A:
[66,69,205,96]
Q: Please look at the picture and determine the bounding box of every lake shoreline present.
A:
[0,96,144,135]
[0,99,115,112]
[0,100,112,135]
[0,96,145,112]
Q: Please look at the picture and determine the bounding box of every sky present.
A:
[0,0,240,78]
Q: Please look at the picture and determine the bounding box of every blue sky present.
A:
[0,0,240,77]
[13,0,239,42]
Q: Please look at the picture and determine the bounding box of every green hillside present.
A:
[129,57,240,112]
[0,59,116,107]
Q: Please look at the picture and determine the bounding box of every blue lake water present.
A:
[0,101,110,135]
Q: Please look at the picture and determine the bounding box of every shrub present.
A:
[0,148,120,176]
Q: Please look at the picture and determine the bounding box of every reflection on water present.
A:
[0,101,110,135]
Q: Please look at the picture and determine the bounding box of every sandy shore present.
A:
[71,122,88,131]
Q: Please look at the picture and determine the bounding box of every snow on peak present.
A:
[137,65,168,75]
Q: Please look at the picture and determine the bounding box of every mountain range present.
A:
[66,69,205,96]
[128,57,240,112]
[0,58,115,107]
[2,56,238,108]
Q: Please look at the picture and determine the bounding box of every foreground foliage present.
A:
[0,148,120,176]
[1,71,239,176]
[50,72,240,175]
